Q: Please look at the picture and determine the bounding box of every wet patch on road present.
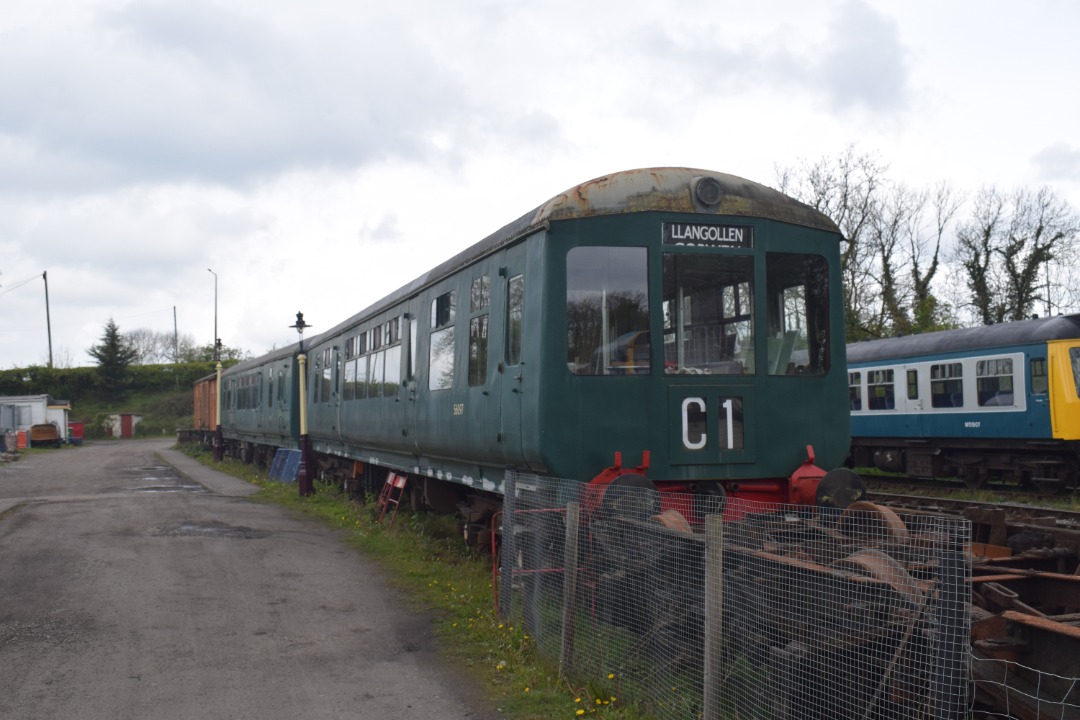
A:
[112,462,208,494]
[152,520,269,539]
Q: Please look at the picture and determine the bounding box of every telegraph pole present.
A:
[43,271,53,368]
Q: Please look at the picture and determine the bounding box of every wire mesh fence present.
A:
[499,471,971,720]
[969,655,1080,719]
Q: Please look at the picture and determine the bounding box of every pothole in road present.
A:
[116,463,207,493]
[130,482,206,493]
[152,520,269,539]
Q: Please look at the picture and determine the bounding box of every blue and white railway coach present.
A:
[846,314,1080,491]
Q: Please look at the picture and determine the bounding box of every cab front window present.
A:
[663,254,754,374]
[766,252,830,375]
[567,247,650,375]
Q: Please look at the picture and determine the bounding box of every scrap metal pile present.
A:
[965,505,1080,719]
[508,478,970,720]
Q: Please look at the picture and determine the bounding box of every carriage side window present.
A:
[356,355,369,400]
[663,253,753,374]
[867,369,895,410]
[766,253,829,375]
[471,275,490,312]
[1030,358,1048,394]
[369,351,384,397]
[321,348,333,402]
[507,274,524,366]
[468,276,490,386]
[409,317,418,380]
[977,357,1014,407]
[907,369,919,400]
[849,372,862,410]
[931,362,963,408]
[384,340,401,394]
[568,247,650,375]
[429,290,456,390]
[343,356,357,401]
[343,335,357,401]
[469,316,489,385]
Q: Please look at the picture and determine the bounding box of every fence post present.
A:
[559,501,580,677]
[933,523,969,720]
[703,514,723,720]
[499,468,517,622]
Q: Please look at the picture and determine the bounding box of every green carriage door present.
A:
[500,243,527,467]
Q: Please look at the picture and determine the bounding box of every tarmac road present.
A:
[0,439,496,720]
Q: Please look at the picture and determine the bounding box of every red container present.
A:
[68,422,85,445]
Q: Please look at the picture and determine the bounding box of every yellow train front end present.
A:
[1048,338,1080,440]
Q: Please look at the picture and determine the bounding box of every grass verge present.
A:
[176,443,632,720]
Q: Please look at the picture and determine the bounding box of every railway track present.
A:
[863,470,1078,495]
[866,489,1080,529]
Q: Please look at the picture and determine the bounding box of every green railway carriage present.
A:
[282,168,852,510]
[213,346,302,463]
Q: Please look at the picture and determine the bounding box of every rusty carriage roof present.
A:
[314,167,842,343]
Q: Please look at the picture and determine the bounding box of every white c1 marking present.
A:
[681,396,706,450]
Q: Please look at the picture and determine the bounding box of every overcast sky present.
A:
[2,0,1078,368]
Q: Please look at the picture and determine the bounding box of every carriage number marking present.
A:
[681,396,737,451]
[453,403,464,416]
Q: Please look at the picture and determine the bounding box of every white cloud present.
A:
[1,0,1079,368]
[1032,143,1080,184]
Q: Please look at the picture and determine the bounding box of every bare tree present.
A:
[124,328,199,364]
[953,186,1080,323]
[778,148,965,340]
[908,182,963,332]
[777,146,888,341]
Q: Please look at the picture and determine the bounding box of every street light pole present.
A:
[208,268,218,361]
[290,312,313,497]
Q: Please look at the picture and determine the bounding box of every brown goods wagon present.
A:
[193,375,217,430]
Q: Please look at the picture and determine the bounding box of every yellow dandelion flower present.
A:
[576,711,585,716]
[607,673,615,680]
[575,698,581,703]
[610,696,616,702]
[596,699,602,705]
[524,687,530,693]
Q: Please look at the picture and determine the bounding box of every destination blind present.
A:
[663,222,753,248]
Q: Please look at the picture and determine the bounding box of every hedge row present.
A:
[0,362,232,405]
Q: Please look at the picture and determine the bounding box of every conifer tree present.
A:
[87,318,139,394]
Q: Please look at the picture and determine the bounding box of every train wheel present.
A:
[815,468,867,510]
[599,474,660,521]
[963,467,987,490]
